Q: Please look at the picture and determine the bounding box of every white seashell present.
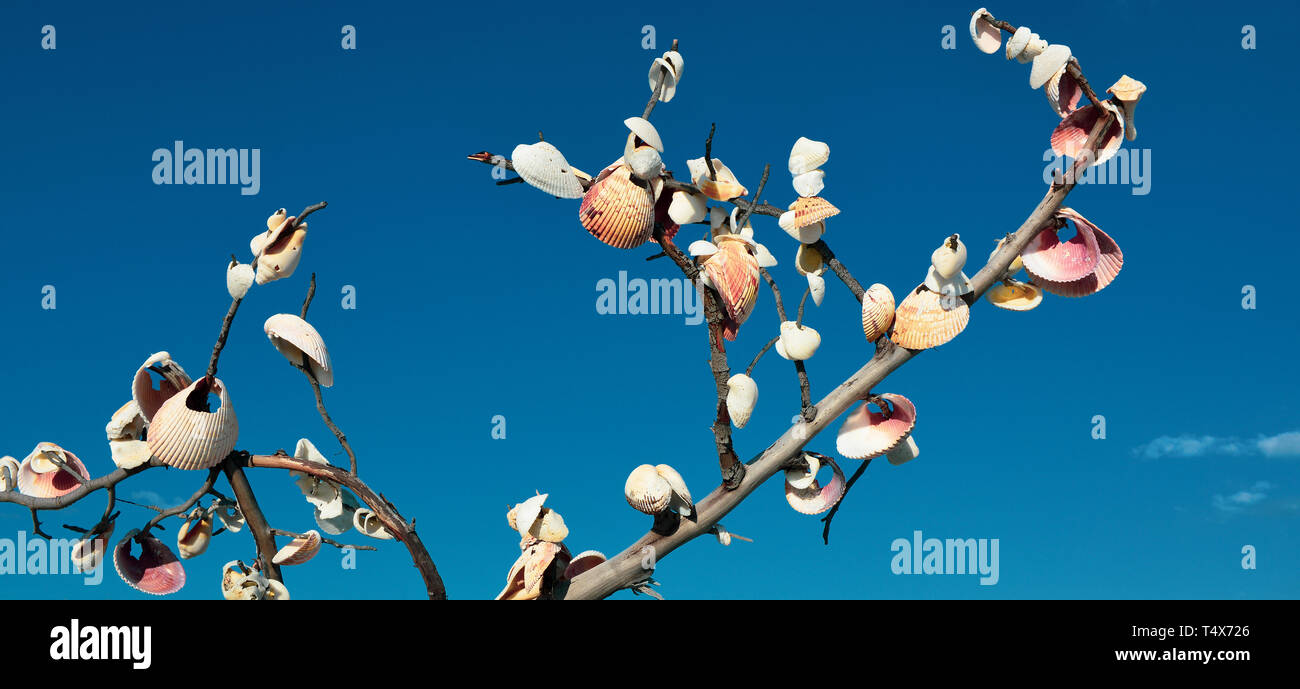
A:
[655,464,694,518]
[109,440,152,470]
[0,456,19,492]
[226,261,255,300]
[624,464,672,515]
[667,190,708,225]
[530,508,569,543]
[512,493,548,538]
[924,267,973,297]
[209,500,245,534]
[792,170,825,198]
[176,509,212,559]
[754,242,779,268]
[293,437,330,468]
[71,523,113,573]
[648,56,678,102]
[968,8,1001,54]
[510,141,586,199]
[1006,26,1032,61]
[725,374,758,429]
[146,377,238,471]
[778,214,825,244]
[886,435,921,465]
[1029,44,1071,89]
[662,50,684,81]
[778,321,821,361]
[807,273,825,307]
[264,314,333,387]
[353,508,394,540]
[221,561,265,600]
[272,530,322,566]
[132,352,192,423]
[784,452,847,515]
[314,490,359,535]
[784,453,820,490]
[265,209,287,233]
[626,144,663,181]
[795,243,826,276]
[106,401,146,441]
[688,240,719,257]
[252,216,307,285]
[788,137,830,175]
[624,117,664,152]
[930,234,967,277]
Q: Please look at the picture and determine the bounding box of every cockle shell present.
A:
[726,373,758,429]
[701,234,760,341]
[579,164,655,249]
[655,464,694,517]
[784,452,846,515]
[353,508,394,539]
[226,260,255,300]
[510,141,586,199]
[688,240,719,257]
[968,8,1001,54]
[264,313,333,387]
[1029,44,1071,89]
[778,215,824,244]
[777,321,821,361]
[624,464,672,515]
[667,190,708,225]
[564,550,606,580]
[1045,67,1083,118]
[17,443,88,498]
[891,287,970,350]
[687,157,748,201]
[788,196,839,229]
[1050,101,1125,166]
[861,283,896,342]
[624,117,664,152]
[272,530,322,566]
[784,453,821,490]
[176,509,212,559]
[497,540,569,601]
[146,376,239,471]
[0,456,19,492]
[132,352,192,422]
[886,435,921,465]
[114,530,186,596]
[1107,75,1146,141]
[1020,214,1101,284]
[986,280,1044,311]
[836,393,917,460]
[792,170,825,198]
[794,243,825,276]
[252,215,307,285]
[648,56,678,102]
[788,137,830,175]
[1030,208,1123,297]
[808,273,826,307]
[71,522,114,573]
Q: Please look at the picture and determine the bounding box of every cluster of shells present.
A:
[496,493,605,600]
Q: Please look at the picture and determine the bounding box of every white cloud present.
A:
[1134,431,1300,459]
[1212,481,1276,513]
[1257,431,1300,457]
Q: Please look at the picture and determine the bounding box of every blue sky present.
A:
[0,0,1295,599]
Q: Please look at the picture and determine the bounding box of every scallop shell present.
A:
[792,170,825,198]
[563,550,606,580]
[784,453,821,490]
[1045,67,1083,118]
[655,464,693,517]
[624,117,664,152]
[784,452,846,515]
[146,376,239,471]
[114,530,186,596]
[71,523,113,573]
[836,394,917,460]
[788,196,839,229]
[687,157,748,201]
[624,464,672,515]
[578,164,655,249]
[1050,101,1125,166]
[777,321,821,361]
[1029,44,1071,89]
[667,190,708,225]
[132,352,193,422]
[968,8,1001,54]
[788,137,830,175]
[497,540,567,600]
[1031,208,1123,297]
[701,235,760,341]
[886,435,921,466]
[510,141,585,199]
[985,280,1043,311]
[891,288,970,350]
[1020,214,1102,284]
[754,241,779,268]
[176,509,213,559]
[1107,75,1146,141]
[226,261,255,300]
[264,313,333,387]
[0,456,19,492]
[272,530,322,566]
[17,443,89,498]
[648,57,678,102]
[252,216,307,285]
[726,373,758,429]
[861,283,896,342]
[795,243,825,276]
[354,508,394,540]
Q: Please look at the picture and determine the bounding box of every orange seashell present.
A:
[1050,102,1125,166]
[272,530,323,566]
[16,443,89,499]
[114,531,186,596]
[861,283,896,342]
[701,235,760,341]
[789,196,840,229]
[1031,209,1123,297]
[891,287,970,350]
[578,165,655,249]
[836,394,917,460]
[147,377,239,471]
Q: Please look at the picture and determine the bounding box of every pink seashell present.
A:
[1045,67,1082,118]
[1031,208,1123,297]
[146,376,239,471]
[563,550,607,580]
[701,235,760,341]
[497,540,570,601]
[968,9,1001,54]
[131,352,192,422]
[272,530,322,566]
[1021,213,1101,284]
[784,452,846,515]
[836,394,917,460]
[16,443,89,499]
[578,164,655,249]
[891,287,970,350]
[114,531,186,596]
[1050,102,1125,166]
[650,184,680,244]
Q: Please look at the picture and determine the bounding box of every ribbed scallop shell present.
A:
[968,9,1001,54]
[624,464,671,515]
[861,283,896,342]
[1005,26,1032,61]
[891,288,970,350]
[114,531,186,596]
[1045,67,1083,118]
[17,443,89,499]
[788,137,830,175]
[132,352,192,422]
[531,508,569,543]
[688,157,748,201]
[655,464,693,517]
[563,550,606,580]
[789,196,839,229]
[784,452,846,515]
[578,164,655,249]
[264,313,333,387]
[1032,209,1123,297]
[1029,44,1071,89]
[253,217,307,285]
[272,530,322,566]
[985,281,1043,311]
[496,540,568,601]
[702,235,760,341]
[1050,102,1125,166]
[146,377,238,471]
[792,170,825,197]
[1021,215,1102,284]
[836,394,917,460]
[511,141,585,199]
[725,373,757,429]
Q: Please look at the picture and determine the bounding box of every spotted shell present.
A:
[861,283,896,342]
[252,215,307,285]
[836,394,917,460]
[264,313,333,387]
[578,164,655,249]
[788,196,839,229]
[146,376,239,471]
[891,287,970,350]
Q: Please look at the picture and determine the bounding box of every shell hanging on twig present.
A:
[131,352,192,422]
[1029,44,1071,89]
[226,259,255,300]
[836,393,917,460]
[272,530,323,566]
[784,452,846,515]
[264,313,333,387]
[176,508,213,559]
[1107,75,1146,141]
[985,280,1043,311]
[353,508,394,540]
[114,530,186,596]
[861,283,896,342]
[891,287,969,350]
[788,137,830,175]
[578,163,656,249]
[701,234,761,341]
[510,141,586,199]
[687,157,748,201]
[968,8,1001,54]
[146,377,239,471]
[725,373,758,429]
[251,213,307,285]
[16,443,89,499]
[1050,101,1125,166]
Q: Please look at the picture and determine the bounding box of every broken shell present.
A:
[968,8,1001,54]
[226,260,255,300]
[1045,66,1083,117]
[784,453,821,490]
[788,137,830,175]
[795,243,825,276]
[272,530,322,566]
[754,242,778,268]
[17,443,89,499]
[263,579,291,600]
[71,522,114,573]
[788,196,840,229]
[725,373,758,429]
[1050,101,1125,166]
[1029,44,1071,89]
[688,240,719,257]
[264,313,333,387]
[891,287,970,350]
[655,464,694,518]
[497,540,568,600]
[209,500,244,533]
[106,401,146,441]
[1005,26,1032,61]
[986,280,1044,311]
[578,164,655,249]
[511,493,548,536]
[626,142,664,181]
[1031,208,1123,297]
[648,56,678,102]
[176,509,213,559]
[929,234,968,278]
[624,464,672,515]
[784,452,846,515]
[146,376,239,471]
[792,170,825,198]
[1020,215,1102,284]
[667,190,709,225]
[221,561,265,600]
[114,530,186,596]
[777,321,821,361]
[314,489,360,535]
[510,141,586,199]
[861,283,896,342]
[778,214,824,244]
[132,352,193,422]
[624,116,663,152]
[531,508,569,543]
[0,456,19,492]
[252,215,307,285]
[564,550,606,580]
[1107,75,1146,141]
[836,393,917,460]
[701,235,761,341]
[353,508,394,540]
[808,273,826,307]
[886,435,921,465]
[687,157,748,201]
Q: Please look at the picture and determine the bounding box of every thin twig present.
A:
[820,458,872,544]
[745,336,781,377]
[704,123,718,180]
[300,272,317,319]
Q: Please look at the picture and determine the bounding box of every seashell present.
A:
[784,452,846,515]
[688,240,719,257]
[176,509,213,559]
[0,456,19,492]
[795,243,825,276]
[662,50,684,81]
[648,57,678,102]
[209,500,245,533]
[788,137,830,175]
[725,373,758,429]
[272,530,322,566]
[106,401,146,441]
[777,321,821,361]
[314,489,360,535]
[226,260,255,300]
[263,579,291,600]
[497,540,568,600]
[808,273,826,307]
[968,8,1001,54]
[667,190,708,225]
[132,352,193,422]
[510,141,586,199]
[655,464,694,517]
[252,215,307,285]
[929,234,968,278]
[986,280,1043,311]
[687,157,748,201]
[925,265,972,298]
[1005,26,1032,61]
[1050,101,1125,166]
[886,435,921,465]
[264,313,333,387]
[836,393,917,460]
[891,287,970,350]
[266,208,287,233]
[530,508,569,543]
[17,443,89,498]
[778,214,825,244]
[701,235,761,341]
[71,522,114,573]
[511,493,548,536]
[754,241,778,268]
[1029,44,1071,89]
[1020,214,1102,284]
[564,550,606,580]
[578,164,655,249]
[1107,75,1146,141]
[785,453,821,490]
[792,170,825,198]
[624,464,672,515]
[623,117,664,152]
[625,142,664,181]
[353,508,394,540]
[146,376,239,471]
[114,530,186,596]
[861,283,896,342]
[1031,208,1122,297]
[1045,66,1083,118]
[221,561,266,600]
[788,196,839,229]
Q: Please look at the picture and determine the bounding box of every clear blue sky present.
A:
[1,0,1295,599]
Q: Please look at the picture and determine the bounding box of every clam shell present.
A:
[625,464,671,515]
[861,283,896,342]
[985,280,1044,311]
[71,523,113,573]
[1020,214,1102,284]
[253,216,307,285]
[792,170,825,198]
[1029,44,1071,89]
[836,393,917,460]
[624,117,663,152]
[264,313,333,387]
[968,8,1001,54]
[0,456,19,492]
[578,164,655,249]
[146,376,239,471]
[725,373,758,429]
[1005,26,1032,60]
[510,141,585,199]
[688,240,719,257]
[777,321,821,361]
[1031,208,1122,297]
[1050,101,1125,166]
[891,288,970,350]
[226,261,255,300]
[354,508,394,540]
[512,493,548,537]
[667,190,708,225]
[663,50,684,81]
[754,241,779,268]
[272,530,322,566]
[784,453,821,490]
[563,550,606,580]
[687,157,747,201]
[784,452,846,515]
[886,435,921,466]
[626,143,664,181]
[789,196,839,229]
[132,352,193,422]
[531,508,569,543]
[114,530,186,596]
[1045,67,1083,118]
[176,510,213,559]
[17,443,88,498]
[648,57,678,102]
[655,464,693,517]
[795,243,825,276]
[701,235,760,341]
[788,137,830,175]
[808,273,826,307]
